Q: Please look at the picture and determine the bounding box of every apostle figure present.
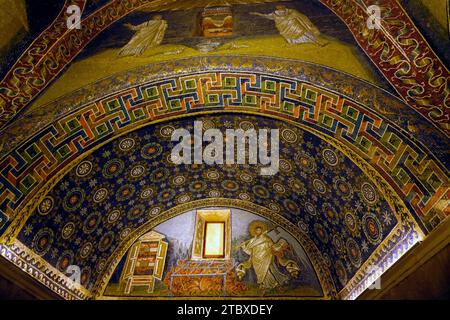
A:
[236,221,300,290]
[251,5,327,46]
[119,15,168,57]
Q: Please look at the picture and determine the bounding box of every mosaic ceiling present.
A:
[0,0,448,300]
[19,114,398,296]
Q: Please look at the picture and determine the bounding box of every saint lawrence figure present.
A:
[236,221,300,290]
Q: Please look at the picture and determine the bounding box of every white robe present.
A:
[240,234,289,289]
[263,9,321,44]
[119,19,168,56]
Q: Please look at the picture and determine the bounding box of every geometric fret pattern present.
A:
[0,70,448,244]
[0,0,447,134]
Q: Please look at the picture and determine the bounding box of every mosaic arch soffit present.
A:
[10,113,423,300]
[0,55,448,299]
[0,55,448,236]
[0,111,426,300]
[0,0,448,133]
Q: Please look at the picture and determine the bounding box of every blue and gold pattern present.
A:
[19,114,397,293]
[0,58,447,245]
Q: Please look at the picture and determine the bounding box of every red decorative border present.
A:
[320,0,449,133]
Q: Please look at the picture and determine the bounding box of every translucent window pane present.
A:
[204,222,224,257]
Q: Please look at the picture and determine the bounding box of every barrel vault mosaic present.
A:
[0,0,448,300]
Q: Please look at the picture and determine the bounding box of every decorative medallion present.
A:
[295,151,316,173]
[323,203,340,225]
[362,212,383,245]
[205,170,221,181]
[344,209,360,237]
[189,181,207,192]
[322,149,339,166]
[127,205,146,220]
[239,172,253,183]
[253,185,270,199]
[305,202,317,216]
[361,182,378,205]
[79,242,94,259]
[99,232,114,252]
[160,125,176,138]
[238,192,251,201]
[130,165,146,179]
[346,238,362,268]
[63,189,85,212]
[93,188,109,203]
[119,138,136,152]
[151,168,169,181]
[279,159,293,173]
[332,234,344,254]
[314,223,329,243]
[172,175,186,186]
[38,196,54,216]
[102,159,124,178]
[80,268,91,287]
[116,184,136,202]
[83,213,101,234]
[106,210,121,224]
[141,143,163,160]
[268,202,281,213]
[119,228,132,240]
[313,179,327,194]
[335,260,347,286]
[61,222,76,240]
[176,194,191,204]
[96,259,107,272]
[57,250,74,272]
[208,190,221,198]
[288,178,306,195]
[239,121,254,131]
[284,199,300,215]
[272,182,286,194]
[76,161,93,177]
[32,228,54,256]
[140,187,154,199]
[148,206,162,217]
[334,178,353,200]
[297,220,309,233]
[222,180,239,192]
[281,128,298,144]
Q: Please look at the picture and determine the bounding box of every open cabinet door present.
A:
[119,242,140,293]
[119,231,168,294]
[154,240,168,280]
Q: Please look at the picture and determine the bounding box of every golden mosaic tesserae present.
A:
[0,0,448,302]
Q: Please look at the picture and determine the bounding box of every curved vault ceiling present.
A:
[0,54,446,300]
[18,114,398,297]
[0,0,448,301]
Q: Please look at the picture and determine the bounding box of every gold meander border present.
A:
[2,61,447,243]
[0,110,424,244]
[2,110,425,300]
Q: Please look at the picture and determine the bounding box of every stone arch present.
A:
[0,57,446,300]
